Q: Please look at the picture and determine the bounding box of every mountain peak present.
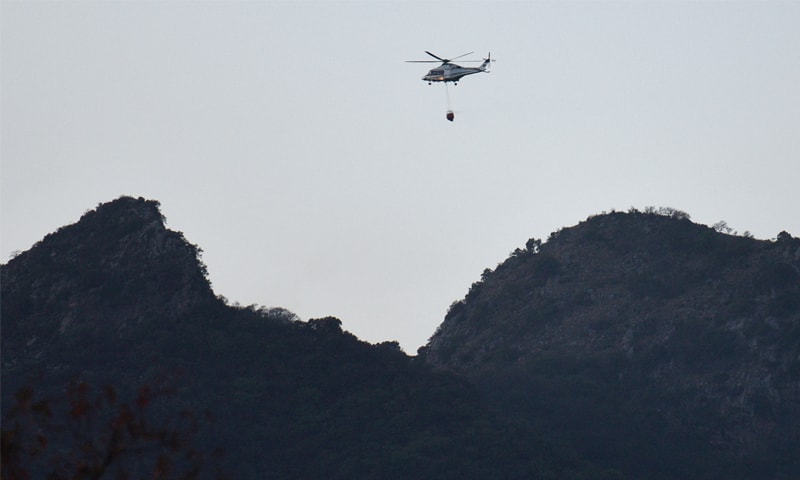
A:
[1,196,215,367]
[426,209,799,372]
[80,195,165,229]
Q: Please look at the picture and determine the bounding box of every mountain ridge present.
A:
[2,196,605,479]
[3,197,799,479]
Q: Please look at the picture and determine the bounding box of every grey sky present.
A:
[2,1,799,352]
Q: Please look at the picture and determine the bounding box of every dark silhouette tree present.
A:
[2,381,224,480]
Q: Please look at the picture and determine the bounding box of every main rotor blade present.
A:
[407,51,478,63]
[425,51,446,62]
[449,51,474,61]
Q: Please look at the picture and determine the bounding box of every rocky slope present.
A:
[423,209,800,478]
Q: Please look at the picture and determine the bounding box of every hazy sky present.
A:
[3,1,799,352]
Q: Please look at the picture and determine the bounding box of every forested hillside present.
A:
[423,208,800,479]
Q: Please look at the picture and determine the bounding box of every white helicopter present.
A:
[407,51,494,85]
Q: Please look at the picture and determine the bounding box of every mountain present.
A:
[2,197,216,372]
[422,208,800,479]
[2,196,603,480]
[5,198,799,479]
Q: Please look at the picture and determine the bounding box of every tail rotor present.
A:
[481,52,495,70]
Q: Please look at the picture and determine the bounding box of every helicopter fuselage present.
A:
[422,62,488,84]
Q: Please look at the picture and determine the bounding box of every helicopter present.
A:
[406,51,494,85]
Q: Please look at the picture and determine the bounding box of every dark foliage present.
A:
[2,381,222,480]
